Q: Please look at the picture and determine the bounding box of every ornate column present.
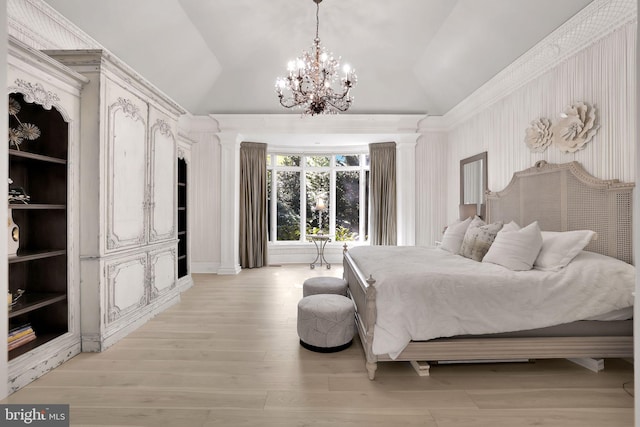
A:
[217,132,242,274]
[395,136,418,246]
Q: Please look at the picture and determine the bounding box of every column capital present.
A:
[395,135,420,147]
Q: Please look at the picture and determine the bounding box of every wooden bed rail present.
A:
[343,250,379,379]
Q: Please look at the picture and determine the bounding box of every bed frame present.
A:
[344,161,634,380]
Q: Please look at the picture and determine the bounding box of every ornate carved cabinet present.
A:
[6,37,87,392]
[45,49,185,351]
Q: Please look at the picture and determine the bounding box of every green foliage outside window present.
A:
[269,153,368,242]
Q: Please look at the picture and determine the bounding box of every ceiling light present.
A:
[275,0,357,116]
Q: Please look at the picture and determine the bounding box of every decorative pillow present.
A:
[483,221,543,271]
[501,221,521,233]
[440,216,472,254]
[534,229,596,271]
[459,217,503,261]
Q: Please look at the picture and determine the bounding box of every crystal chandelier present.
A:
[275,0,357,116]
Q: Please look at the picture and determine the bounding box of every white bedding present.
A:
[347,246,635,359]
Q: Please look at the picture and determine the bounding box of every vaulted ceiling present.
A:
[42,0,594,117]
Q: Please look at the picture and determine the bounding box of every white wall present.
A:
[415,131,448,246]
[414,8,637,246]
[446,22,636,219]
[188,118,222,273]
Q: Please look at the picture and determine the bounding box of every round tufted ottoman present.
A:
[302,276,348,297]
[297,294,355,352]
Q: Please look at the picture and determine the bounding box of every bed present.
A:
[343,161,634,380]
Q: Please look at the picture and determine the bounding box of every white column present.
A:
[395,137,418,246]
[217,133,242,274]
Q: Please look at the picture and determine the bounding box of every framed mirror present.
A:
[459,151,487,220]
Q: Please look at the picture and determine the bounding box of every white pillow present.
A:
[440,217,472,254]
[501,221,521,233]
[482,221,543,270]
[534,229,596,271]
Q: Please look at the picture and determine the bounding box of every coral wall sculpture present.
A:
[524,117,553,153]
[551,102,599,153]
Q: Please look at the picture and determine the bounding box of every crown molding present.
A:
[184,115,220,134]
[7,0,100,50]
[209,114,424,134]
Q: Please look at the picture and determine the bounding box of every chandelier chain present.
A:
[315,1,319,40]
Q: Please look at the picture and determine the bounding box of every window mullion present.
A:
[270,169,276,242]
[360,155,367,242]
[330,167,336,238]
[300,161,307,242]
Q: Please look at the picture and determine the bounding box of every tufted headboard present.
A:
[486,161,634,264]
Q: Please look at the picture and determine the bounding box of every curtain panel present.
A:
[239,142,268,268]
[369,142,397,245]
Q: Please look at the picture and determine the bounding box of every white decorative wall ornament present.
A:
[551,102,599,153]
[524,117,553,153]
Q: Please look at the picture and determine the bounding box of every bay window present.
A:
[267,153,369,243]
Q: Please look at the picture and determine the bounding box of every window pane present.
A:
[306,156,330,167]
[336,171,359,241]
[336,155,359,167]
[277,155,300,166]
[266,154,271,165]
[277,171,300,241]
[305,171,329,234]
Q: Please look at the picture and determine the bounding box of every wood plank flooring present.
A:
[2,265,634,426]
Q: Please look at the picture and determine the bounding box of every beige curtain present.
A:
[239,142,268,268]
[369,142,397,245]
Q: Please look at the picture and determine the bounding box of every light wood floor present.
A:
[3,265,634,426]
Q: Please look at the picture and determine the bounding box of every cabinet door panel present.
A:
[148,107,176,242]
[149,247,176,299]
[106,82,148,250]
[105,253,148,324]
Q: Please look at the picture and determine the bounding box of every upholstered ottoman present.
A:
[302,276,348,297]
[297,294,355,352]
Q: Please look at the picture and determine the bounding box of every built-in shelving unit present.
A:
[177,158,188,278]
[8,92,69,361]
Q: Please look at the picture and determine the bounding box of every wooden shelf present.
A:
[9,249,66,264]
[9,293,66,318]
[9,332,62,360]
[9,149,67,165]
[9,204,66,210]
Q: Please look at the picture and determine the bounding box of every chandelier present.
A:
[275,0,357,116]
